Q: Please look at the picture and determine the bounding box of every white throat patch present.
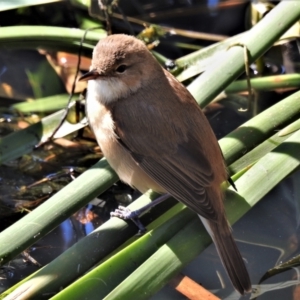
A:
[87,77,134,105]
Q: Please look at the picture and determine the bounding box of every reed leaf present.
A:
[11,94,77,113]
[0,26,106,55]
[220,90,300,166]
[0,159,117,266]
[0,109,68,164]
[187,1,300,107]
[225,74,300,94]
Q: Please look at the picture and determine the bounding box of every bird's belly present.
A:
[100,134,164,194]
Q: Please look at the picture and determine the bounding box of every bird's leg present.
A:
[111,193,171,234]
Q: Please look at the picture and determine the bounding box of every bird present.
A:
[79,34,251,295]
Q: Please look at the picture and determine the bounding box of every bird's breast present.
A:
[86,91,164,194]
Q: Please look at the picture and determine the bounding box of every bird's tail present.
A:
[199,215,252,295]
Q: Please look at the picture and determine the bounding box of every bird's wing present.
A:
[111,75,225,220]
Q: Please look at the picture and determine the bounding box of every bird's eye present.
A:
[116,65,127,73]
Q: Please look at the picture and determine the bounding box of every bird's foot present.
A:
[110,205,139,219]
[110,194,171,235]
[111,206,147,235]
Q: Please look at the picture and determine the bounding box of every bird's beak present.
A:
[78,69,100,82]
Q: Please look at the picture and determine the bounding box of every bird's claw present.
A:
[110,206,147,234]
[110,205,138,219]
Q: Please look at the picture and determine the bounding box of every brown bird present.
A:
[79,34,251,295]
